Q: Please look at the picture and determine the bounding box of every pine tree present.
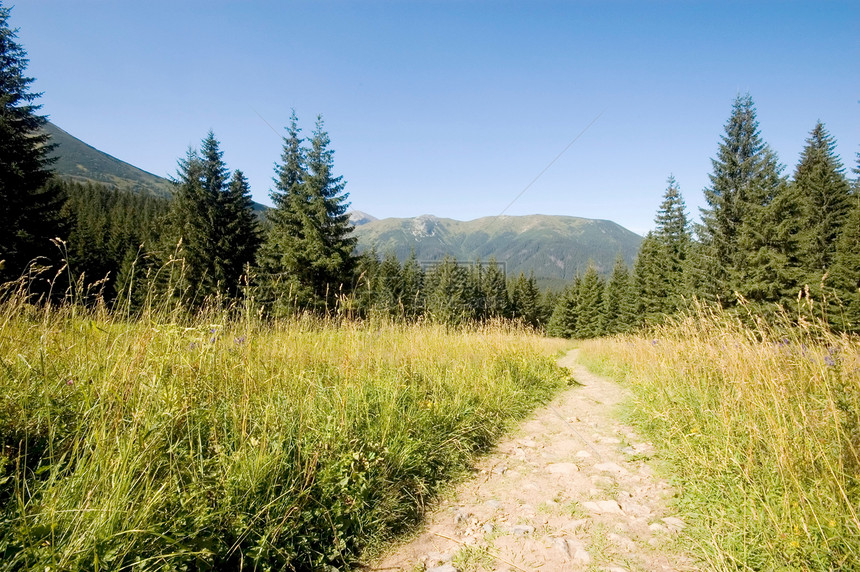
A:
[510,271,541,328]
[698,94,788,304]
[424,256,471,324]
[575,264,605,338]
[0,2,65,281]
[828,152,860,331]
[602,253,634,335]
[547,280,579,338]
[259,113,355,312]
[632,232,663,325]
[377,250,403,316]
[481,257,508,319]
[166,132,259,301]
[653,176,691,311]
[400,250,424,318]
[794,122,852,277]
[219,170,261,295]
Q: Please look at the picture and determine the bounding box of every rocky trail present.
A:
[370,349,695,571]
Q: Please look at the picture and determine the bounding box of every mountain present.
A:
[352,214,642,286]
[349,210,378,226]
[43,121,267,212]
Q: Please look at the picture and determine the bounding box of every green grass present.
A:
[579,304,860,570]
[0,294,568,570]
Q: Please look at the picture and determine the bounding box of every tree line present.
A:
[549,94,860,336]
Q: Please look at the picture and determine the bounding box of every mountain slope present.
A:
[43,122,267,212]
[44,121,175,198]
[353,214,642,283]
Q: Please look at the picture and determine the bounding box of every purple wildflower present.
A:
[824,355,836,367]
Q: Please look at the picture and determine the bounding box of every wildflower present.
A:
[651,339,659,346]
[66,379,73,386]
[824,355,836,367]
[189,342,197,350]
[235,335,246,345]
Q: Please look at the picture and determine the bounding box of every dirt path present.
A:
[370,349,695,572]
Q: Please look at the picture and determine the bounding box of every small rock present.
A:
[583,500,624,515]
[426,565,458,572]
[648,522,666,532]
[519,438,539,448]
[575,449,592,458]
[552,536,571,557]
[602,436,622,444]
[572,547,592,565]
[662,516,686,532]
[485,499,502,510]
[547,462,579,475]
[453,509,471,525]
[492,465,508,475]
[511,524,535,536]
[482,523,494,534]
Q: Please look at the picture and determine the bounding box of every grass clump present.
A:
[580,304,860,570]
[0,294,568,570]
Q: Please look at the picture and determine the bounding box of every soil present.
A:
[368,349,696,571]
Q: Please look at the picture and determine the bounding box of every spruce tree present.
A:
[547,281,578,338]
[400,250,424,318]
[828,152,860,331]
[653,175,691,311]
[259,113,355,312]
[166,132,259,301]
[698,94,788,304]
[0,2,65,281]
[510,271,541,328]
[424,256,471,324]
[575,264,605,338]
[481,257,508,319]
[257,111,308,312]
[632,232,663,325]
[794,122,852,277]
[602,253,634,335]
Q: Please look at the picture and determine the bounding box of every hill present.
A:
[353,214,642,286]
[44,121,175,198]
[43,121,267,212]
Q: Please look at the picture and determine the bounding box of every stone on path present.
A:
[511,524,535,535]
[583,499,624,515]
[546,462,579,475]
[426,565,458,572]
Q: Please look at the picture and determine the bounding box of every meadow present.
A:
[0,291,569,570]
[580,304,860,570]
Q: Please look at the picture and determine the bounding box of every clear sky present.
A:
[10,0,859,234]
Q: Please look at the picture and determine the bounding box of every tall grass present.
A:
[580,304,860,570]
[0,291,568,570]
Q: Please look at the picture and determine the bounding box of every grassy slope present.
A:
[352,214,642,283]
[43,122,268,213]
[579,307,860,571]
[0,298,568,570]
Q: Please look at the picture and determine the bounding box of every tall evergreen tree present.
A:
[0,2,65,281]
[400,250,424,318]
[259,113,355,311]
[602,253,634,335]
[632,232,663,325]
[828,152,860,331]
[575,264,605,338]
[510,271,541,328]
[793,122,852,277]
[698,93,793,304]
[166,132,259,301]
[481,257,509,319]
[424,256,472,324]
[653,175,691,311]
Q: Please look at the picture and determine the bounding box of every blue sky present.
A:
[11,0,859,234]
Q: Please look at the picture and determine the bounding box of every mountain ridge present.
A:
[352,213,642,286]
